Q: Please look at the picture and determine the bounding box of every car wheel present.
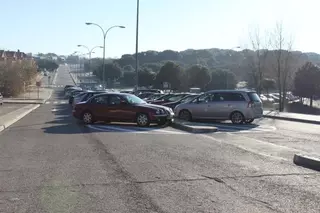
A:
[245,119,254,124]
[136,113,150,127]
[179,110,192,121]
[82,111,94,124]
[230,111,244,124]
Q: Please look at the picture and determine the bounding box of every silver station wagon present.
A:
[174,90,263,124]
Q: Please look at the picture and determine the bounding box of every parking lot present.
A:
[1,65,320,213]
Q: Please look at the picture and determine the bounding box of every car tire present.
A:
[82,111,94,124]
[179,110,192,121]
[136,113,150,127]
[230,111,244,124]
[245,119,254,124]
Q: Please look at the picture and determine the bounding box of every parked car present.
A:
[0,92,3,105]
[260,94,274,102]
[137,92,156,100]
[64,85,75,91]
[162,94,200,109]
[174,90,263,124]
[144,93,167,101]
[149,93,191,105]
[134,89,164,95]
[65,87,82,98]
[120,90,134,94]
[72,91,108,107]
[73,93,174,126]
[68,90,87,104]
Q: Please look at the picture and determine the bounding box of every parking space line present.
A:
[87,124,187,134]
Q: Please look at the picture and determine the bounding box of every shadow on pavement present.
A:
[42,123,96,134]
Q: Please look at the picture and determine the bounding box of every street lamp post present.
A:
[135,0,140,90]
[77,45,103,77]
[85,23,125,88]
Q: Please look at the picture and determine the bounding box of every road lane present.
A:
[0,65,320,212]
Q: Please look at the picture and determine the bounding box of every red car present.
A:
[73,93,174,127]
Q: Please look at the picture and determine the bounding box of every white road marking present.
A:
[60,101,67,104]
[45,102,50,104]
[208,123,276,133]
[200,134,289,161]
[87,124,187,134]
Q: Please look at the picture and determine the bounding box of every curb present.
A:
[263,114,320,125]
[171,120,218,133]
[68,67,77,86]
[293,154,320,171]
[0,104,40,133]
[52,70,58,85]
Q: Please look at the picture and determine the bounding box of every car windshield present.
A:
[167,94,187,102]
[125,95,146,104]
[148,94,165,100]
[155,94,174,101]
[181,95,198,103]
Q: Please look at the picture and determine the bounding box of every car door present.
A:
[208,92,244,119]
[89,95,109,121]
[203,93,228,119]
[190,93,215,119]
[107,95,135,121]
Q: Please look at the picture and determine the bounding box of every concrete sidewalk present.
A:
[263,110,320,125]
[0,104,40,133]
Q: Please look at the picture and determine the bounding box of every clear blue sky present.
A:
[1,0,319,58]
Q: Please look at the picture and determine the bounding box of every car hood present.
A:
[163,101,180,106]
[136,103,171,111]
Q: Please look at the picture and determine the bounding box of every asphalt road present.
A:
[0,65,320,213]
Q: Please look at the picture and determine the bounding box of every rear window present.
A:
[247,92,261,102]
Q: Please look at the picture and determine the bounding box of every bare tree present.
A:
[270,22,295,112]
[247,26,270,94]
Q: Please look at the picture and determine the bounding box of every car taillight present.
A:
[247,101,254,108]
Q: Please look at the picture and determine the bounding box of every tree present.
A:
[121,71,136,87]
[36,59,59,71]
[123,65,134,72]
[261,78,276,94]
[94,62,122,85]
[270,22,295,111]
[142,63,163,73]
[117,55,135,67]
[0,61,37,97]
[138,68,156,87]
[185,65,211,90]
[247,27,270,94]
[155,61,184,90]
[293,62,320,107]
[207,69,237,90]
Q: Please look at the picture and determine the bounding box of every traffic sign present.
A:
[163,82,170,89]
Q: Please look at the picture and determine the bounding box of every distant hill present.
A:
[113,48,320,81]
